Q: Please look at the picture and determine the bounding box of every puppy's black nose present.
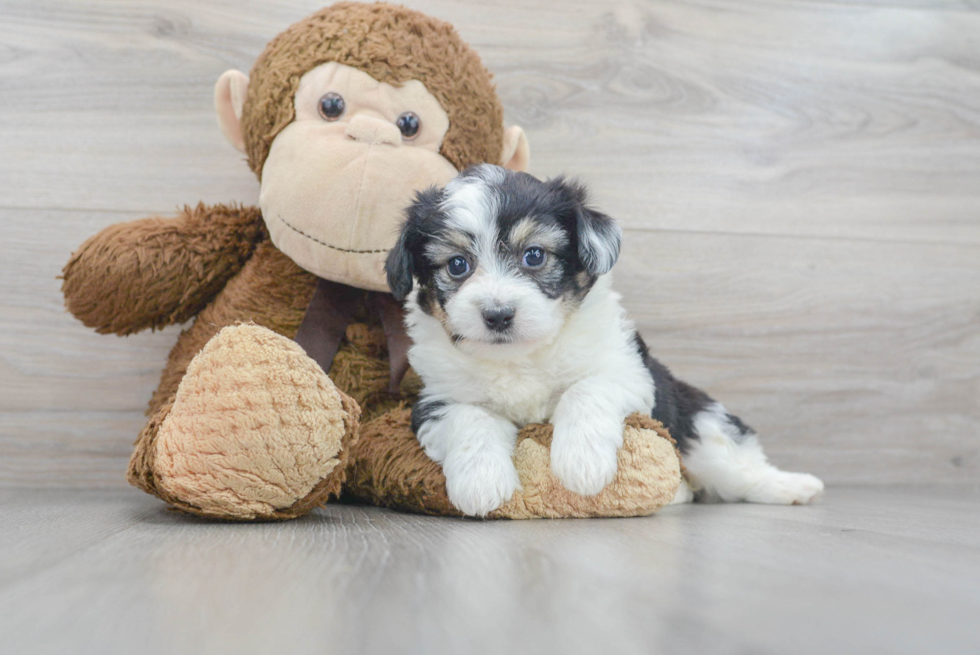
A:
[482,306,515,332]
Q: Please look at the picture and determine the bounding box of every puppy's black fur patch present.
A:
[411,397,446,435]
[385,167,622,316]
[393,165,756,457]
[386,186,443,301]
[632,333,754,452]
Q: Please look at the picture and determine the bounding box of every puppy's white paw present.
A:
[746,471,825,505]
[669,478,695,505]
[444,451,521,517]
[550,419,621,497]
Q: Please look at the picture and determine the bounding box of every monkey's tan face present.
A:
[259,62,458,290]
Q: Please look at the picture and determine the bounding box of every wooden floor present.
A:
[0,486,977,655]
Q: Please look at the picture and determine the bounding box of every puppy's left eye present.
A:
[447,256,470,277]
[522,247,546,268]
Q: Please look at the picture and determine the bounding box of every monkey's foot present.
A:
[127,323,360,520]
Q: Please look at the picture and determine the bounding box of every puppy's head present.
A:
[386,164,622,354]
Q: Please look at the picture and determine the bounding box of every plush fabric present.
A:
[61,203,265,335]
[126,321,679,520]
[143,235,317,417]
[348,409,680,519]
[61,3,682,522]
[128,324,360,520]
[242,2,504,176]
[258,62,459,291]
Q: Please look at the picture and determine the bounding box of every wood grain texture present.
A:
[0,0,978,487]
[1,487,979,655]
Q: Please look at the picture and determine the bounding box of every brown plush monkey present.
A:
[62,3,680,520]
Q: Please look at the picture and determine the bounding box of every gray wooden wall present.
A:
[1,0,977,488]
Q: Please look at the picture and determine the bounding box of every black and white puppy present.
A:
[386,164,824,517]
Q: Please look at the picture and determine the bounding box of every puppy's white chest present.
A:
[477,362,563,425]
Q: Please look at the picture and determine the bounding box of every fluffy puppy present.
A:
[386,165,824,517]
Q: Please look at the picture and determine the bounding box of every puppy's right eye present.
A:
[447,256,470,278]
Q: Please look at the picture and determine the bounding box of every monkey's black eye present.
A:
[522,247,546,268]
[396,112,421,140]
[447,256,470,278]
[318,92,345,121]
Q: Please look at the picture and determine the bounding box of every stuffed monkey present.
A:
[62,2,681,520]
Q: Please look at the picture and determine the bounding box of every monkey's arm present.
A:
[62,203,266,335]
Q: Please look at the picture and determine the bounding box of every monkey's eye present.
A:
[447,256,470,278]
[318,92,345,121]
[396,112,421,140]
[522,247,546,268]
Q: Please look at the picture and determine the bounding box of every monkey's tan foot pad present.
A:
[127,323,360,520]
[347,409,682,519]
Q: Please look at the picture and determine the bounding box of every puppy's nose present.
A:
[482,306,515,332]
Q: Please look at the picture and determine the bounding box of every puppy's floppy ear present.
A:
[550,177,623,276]
[385,230,415,301]
[577,204,622,275]
[386,186,443,301]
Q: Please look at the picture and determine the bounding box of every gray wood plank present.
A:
[618,230,980,484]
[1,0,978,488]
[2,207,978,486]
[1,0,978,243]
[0,486,978,655]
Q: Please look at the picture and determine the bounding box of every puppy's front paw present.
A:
[550,418,621,497]
[444,451,521,517]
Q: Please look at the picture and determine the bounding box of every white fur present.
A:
[407,170,823,515]
[577,217,622,276]
[678,403,825,504]
[416,404,521,517]
[440,165,502,239]
[433,169,578,357]
[443,268,564,350]
[669,478,696,505]
[407,274,654,515]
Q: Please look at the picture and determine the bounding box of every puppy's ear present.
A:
[576,204,622,275]
[386,187,443,301]
[550,177,623,276]
[385,230,415,301]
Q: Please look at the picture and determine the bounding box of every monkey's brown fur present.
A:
[61,3,681,520]
[62,203,267,336]
[349,409,680,519]
[244,1,504,176]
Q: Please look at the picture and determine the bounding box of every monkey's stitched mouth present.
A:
[276,214,391,255]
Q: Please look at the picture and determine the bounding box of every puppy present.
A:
[386,165,824,517]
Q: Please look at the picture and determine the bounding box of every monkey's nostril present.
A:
[482,307,515,332]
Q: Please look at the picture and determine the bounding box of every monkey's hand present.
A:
[62,203,265,335]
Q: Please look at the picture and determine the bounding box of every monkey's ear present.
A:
[501,126,530,172]
[386,187,444,301]
[214,70,250,153]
